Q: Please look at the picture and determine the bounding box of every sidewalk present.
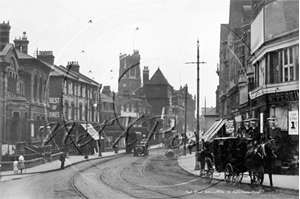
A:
[0,150,125,182]
[177,153,299,191]
[0,144,164,182]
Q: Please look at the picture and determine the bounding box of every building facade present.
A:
[217,0,299,171]
[0,22,52,160]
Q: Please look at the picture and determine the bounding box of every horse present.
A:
[245,139,277,186]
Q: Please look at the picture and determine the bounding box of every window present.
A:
[79,104,83,121]
[130,65,135,76]
[85,105,88,121]
[78,85,81,96]
[69,82,73,95]
[71,103,75,120]
[64,102,69,120]
[34,75,38,101]
[82,86,86,98]
[39,77,43,102]
[63,80,67,94]
[282,46,296,82]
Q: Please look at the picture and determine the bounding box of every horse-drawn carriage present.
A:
[201,136,277,186]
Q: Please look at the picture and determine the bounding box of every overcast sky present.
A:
[2,0,230,108]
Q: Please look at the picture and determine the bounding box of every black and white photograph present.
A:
[0,0,299,198]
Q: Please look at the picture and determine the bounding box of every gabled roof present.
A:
[0,43,18,63]
[146,67,170,86]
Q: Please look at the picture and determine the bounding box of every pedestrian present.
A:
[64,145,69,159]
[13,160,18,174]
[18,154,25,174]
[59,152,66,170]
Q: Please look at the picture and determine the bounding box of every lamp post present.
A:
[185,39,206,170]
[93,102,102,156]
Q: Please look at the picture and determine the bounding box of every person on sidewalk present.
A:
[198,140,208,177]
[18,154,25,174]
[13,160,18,174]
[59,152,66,170]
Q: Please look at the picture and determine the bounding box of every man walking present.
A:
[59,152,66,170]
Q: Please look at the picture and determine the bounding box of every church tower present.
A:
[118,50,141,95]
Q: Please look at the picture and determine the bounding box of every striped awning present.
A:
[81,124,104,140]
[202,119,226,142]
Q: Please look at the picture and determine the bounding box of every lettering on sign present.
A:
[289,111,298,135]
[49,97,61,118]
[268,91,299,103]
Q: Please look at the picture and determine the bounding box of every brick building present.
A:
[0,22,52,160]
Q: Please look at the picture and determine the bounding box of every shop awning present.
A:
[81,124,104,140]
[202,119,226,142]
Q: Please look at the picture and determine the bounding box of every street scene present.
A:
[0,0,299,199]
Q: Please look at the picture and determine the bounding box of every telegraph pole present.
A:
[185,39,206,170]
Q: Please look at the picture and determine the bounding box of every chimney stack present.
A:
[37,51,55,65]
[66,61,80,73]
[143,66,149,84]
[102,85,111,96]
[14,31,29,54]
[0,21,11,52]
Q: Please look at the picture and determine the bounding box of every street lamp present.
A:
[267,105,277,130]
[93,102,102,156]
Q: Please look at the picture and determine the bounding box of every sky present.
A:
[2,0,230,109]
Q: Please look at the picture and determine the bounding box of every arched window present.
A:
[8,58,17,94]
[39,77,43,103]
[34,75,38,101]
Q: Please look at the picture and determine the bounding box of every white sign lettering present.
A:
[289,111,298,135]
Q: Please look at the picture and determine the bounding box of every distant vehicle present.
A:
[133,140,149,156]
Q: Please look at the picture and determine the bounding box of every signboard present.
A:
[267,90,299,103]
[49,97,61,118]
[225,120,235,134]
[289,111,298,135]
[260,113,264,134]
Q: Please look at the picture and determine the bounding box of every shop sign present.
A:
[49,97,61,118]
[260,113,264,133]
[268,90,299,103]
[288,111,298,135]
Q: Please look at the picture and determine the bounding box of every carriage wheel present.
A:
[253,166,264,185]
[224,163,234,185]
[204,158,213,184]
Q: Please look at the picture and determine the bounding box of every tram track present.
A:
[70,149,230,199]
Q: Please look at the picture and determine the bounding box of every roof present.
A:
[16,50,35,59]
[204,107,218,116]
[146,68,170,86]
[50,65,100,86]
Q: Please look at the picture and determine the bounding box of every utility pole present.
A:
[185,39,206,170]
[183,84,188,156]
